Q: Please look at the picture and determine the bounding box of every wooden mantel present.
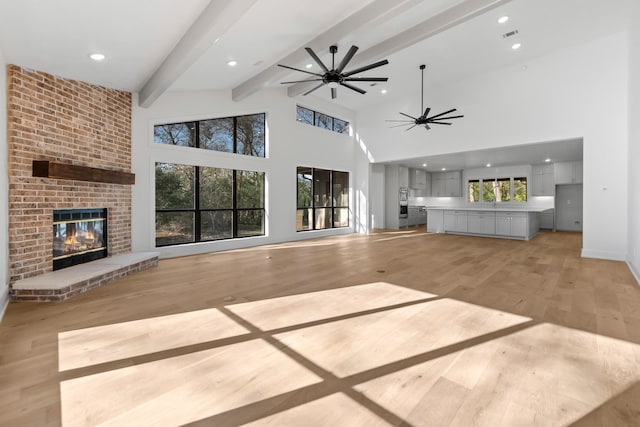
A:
[32,160,135,185]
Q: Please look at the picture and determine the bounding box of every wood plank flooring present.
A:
[1,229,640,426]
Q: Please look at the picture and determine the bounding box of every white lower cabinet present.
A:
[444,210,468,233]
[467,211,496,235]
[495,212,527,237]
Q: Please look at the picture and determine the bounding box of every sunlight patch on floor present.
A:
[274,298,531,377]
[355,323,640,426]
[60,339,322,427]
[242,393,389,426]
[226,282,436,331]
[58,308,250,371]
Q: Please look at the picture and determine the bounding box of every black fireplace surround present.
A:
[53,208,107,271]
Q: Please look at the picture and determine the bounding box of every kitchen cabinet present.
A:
[431,171,462,197]
[532,164,554,196]
[467,211,496,235]
[495,212,527,237]
[408,207,420,227]
[554,161,582,184]
[409,169,431,197]
[444,210,468,233]
[427,209,444,233]
[539,210,554,230]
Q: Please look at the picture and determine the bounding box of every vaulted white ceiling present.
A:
[0,0,631,112]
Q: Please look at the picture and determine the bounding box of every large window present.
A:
[155,163,265,247]
[296,167,349,231]
[296,106,349,135]
[154,113,265,157]
[470,177,526,203]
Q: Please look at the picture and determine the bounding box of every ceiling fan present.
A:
[278,45,389,99]
[387,64,463,131]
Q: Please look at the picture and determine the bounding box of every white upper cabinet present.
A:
[399,166,409,188]
[409,168,431,196]
[554,161,583,184]
[431,171,462,197]
[532,164,555,196]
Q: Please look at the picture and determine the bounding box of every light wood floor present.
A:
[1,229,640,426]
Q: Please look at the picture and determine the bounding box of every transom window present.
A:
[296,105,349,135]
[155,163,265,247]
[154,113,265,157]
[297,167,349,231]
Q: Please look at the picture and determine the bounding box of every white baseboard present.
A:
[0,286,9,324]
[581,248,626,261]
[627,260,640,287]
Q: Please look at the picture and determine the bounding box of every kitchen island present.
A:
[426,207,553,240]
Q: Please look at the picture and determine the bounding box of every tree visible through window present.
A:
[296,105,349,135]
[296,167,349,231]
[154,113,265,158]
[155,163,265,247]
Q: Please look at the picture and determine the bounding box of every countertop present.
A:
[425,206,554,213]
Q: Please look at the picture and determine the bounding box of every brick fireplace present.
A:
[6,65,133,288]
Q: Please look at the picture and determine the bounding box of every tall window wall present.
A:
[155,163,265,247]
[297,167,349,231]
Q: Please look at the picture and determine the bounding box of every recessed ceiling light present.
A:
[511,43,522,50]
[381,89,387,94]
[498,16,509,24]
[486,163,492,168]
[545,158,551,162]
[305,63,313,69]
[227,60,238,67]
[89,53,105,61]
[441,168,447,171]
[422,163,427,167]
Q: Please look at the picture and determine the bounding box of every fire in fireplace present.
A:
[53,208,108,270]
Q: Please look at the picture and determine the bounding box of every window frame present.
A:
[155,163,265,247]
[296,105,350,135]
[296,166,350,232]
[154,113,266,158]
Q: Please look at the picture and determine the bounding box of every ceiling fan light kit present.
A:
[387,64,463,131]
[278,45,389,99]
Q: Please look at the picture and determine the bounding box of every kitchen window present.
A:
[514,177,527,202]
[154,113,266,158]
[468,179,480,202]
[155,162,265,247]
[296,167,349,231]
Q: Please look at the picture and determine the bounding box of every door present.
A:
[555,184,583,231]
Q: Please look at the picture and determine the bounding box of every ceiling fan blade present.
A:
[428,115,464,121]
[405,124,417,131]
[336,45,358,73]
[343,77,388,82]
[422,107,431,119]
[389,123,412,128]
[305,47,329,73]
[342,59,389,77]
[428,121,453,125]
[427,108,457,120]
[399,112,418,120]
[385,119,414,122]
[303,82,325,96]
[331,87,337,99]
[277,64,324,77]
[280,79,323,84]
[340,82,366,95]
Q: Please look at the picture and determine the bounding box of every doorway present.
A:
[555,184,583,232]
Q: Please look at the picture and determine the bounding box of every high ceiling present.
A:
[0,0,630,112]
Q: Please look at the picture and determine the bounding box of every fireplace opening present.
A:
[53,208,108,271]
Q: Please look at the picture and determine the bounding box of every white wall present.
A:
[131,87,364,258]
[628,4,640,283]
[359,32,629,260]
[0,50,9,320]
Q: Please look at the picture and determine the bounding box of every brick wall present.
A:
[6,65,132,284]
